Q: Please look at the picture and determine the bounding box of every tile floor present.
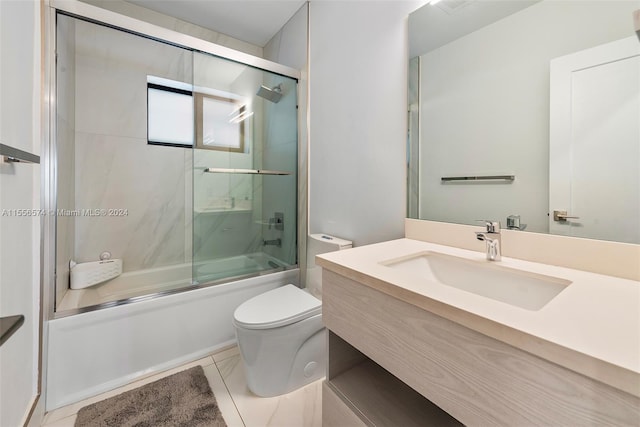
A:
[41,346,322,427]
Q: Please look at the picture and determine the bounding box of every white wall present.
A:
[418,0,639,233]
[0,0,41,425]
[264,3,308,71]
[308,1,422,247]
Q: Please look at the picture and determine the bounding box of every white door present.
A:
[0,1,43,425]
[549,36,640,243]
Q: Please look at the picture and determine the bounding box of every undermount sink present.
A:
[381,252,571,311]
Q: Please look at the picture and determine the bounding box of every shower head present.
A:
[256,84,283,103]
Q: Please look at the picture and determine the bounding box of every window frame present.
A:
[146,82,195,148]
[194,92,246,153]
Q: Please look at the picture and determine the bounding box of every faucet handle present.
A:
[476,220,500,233]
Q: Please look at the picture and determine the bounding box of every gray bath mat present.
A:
[75,365,227,427]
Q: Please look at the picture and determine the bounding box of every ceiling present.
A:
[127,0,307,47]
[409,0,541,58]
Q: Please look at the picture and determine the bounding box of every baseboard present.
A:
[23,394,43,427]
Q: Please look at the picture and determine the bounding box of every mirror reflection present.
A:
[408,0,640,244]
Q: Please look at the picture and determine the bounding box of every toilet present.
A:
[233,234,352,397]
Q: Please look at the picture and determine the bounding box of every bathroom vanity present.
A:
[318,239,640,426]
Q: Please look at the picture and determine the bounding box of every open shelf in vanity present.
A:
[325,331,462,426]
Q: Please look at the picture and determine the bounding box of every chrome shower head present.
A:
[256,84,283,103]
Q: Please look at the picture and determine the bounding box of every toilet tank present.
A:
[306,234,352,299]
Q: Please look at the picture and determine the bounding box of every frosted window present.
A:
[148,86,193,146]
[201,96,241,149]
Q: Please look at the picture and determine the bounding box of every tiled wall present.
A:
[55,15,76,306]
[192,53,263,263]
[72,18,192,272]
[65,15,299,275]
[53,0,268,280]
[57,2,303,285]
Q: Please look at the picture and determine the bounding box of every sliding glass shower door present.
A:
[54,13,196,312]
[192,52,298,285]
[53,13,299,314]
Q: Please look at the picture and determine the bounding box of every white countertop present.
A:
[317,238,640,397]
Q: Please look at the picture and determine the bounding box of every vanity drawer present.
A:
[322,269,640,426]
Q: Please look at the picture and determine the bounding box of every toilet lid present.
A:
[233,284,322,330]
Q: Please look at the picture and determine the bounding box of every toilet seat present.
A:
[233,284,321,330]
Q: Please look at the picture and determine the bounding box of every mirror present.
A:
[408,0,640,244]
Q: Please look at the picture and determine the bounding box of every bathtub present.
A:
[57,253,288,311]
[46,267,299,410]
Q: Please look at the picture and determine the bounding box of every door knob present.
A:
[553,210,580,221]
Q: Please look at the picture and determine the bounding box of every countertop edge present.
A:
[317,257,640,398]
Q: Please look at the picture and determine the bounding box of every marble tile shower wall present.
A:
[55,16,76,306]
[260,73,298,265]
[192,54,264,262]
[62,14,295,281]
[72,19,192,272]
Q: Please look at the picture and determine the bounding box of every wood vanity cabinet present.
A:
[321,269,640,426]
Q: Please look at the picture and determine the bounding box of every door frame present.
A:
[549,36,640,237]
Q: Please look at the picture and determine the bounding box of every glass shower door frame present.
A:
[44,0,302,318]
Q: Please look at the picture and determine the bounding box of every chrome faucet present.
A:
[475,220,501,261]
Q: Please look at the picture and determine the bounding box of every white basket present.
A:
[70,259,123,290]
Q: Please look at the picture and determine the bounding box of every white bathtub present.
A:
[57,253,288,311]
[46,268,299,410]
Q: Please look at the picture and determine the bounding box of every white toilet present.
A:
[233,234,352,397]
